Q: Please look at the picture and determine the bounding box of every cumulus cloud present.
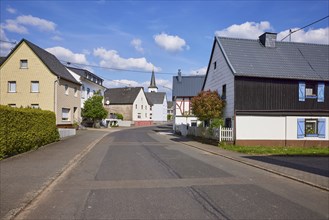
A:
[190,66,207,76]
[46,47,89,65]
[215,21,328,44]
[0,28,15,56]
[154,33,188,52]
[2,15,56,34]
[215,21,272,39]
[51,35,63,41]
[103,79,141,88]
[131,38,144,53]
[278,27,329,44]
[6,6,17,14]
[93,47,161,72]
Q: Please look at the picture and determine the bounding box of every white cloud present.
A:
[6,6,16,14]
[215,21,328,44]
[51,35,63,41]
[154,33,188,52]
[278,27,329,44]
[103,79,141,88]
[190,66,207,76]
[0,28,15,56]
[215,21,272,39]
[46,47,89,65]
[93,47,161,72]
[2,15,56,34]
[131,38,144,53]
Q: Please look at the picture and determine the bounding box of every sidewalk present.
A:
[157,129,329,191]
[0,129,110,220]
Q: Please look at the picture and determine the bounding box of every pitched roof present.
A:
[104,87,143,104]
[67,66,104,86]
[172,75,205,97]
[2,39,80,84]
[0,57,6,65]
[145,92,166,105]
[216,36,329,81]
[149,70,158,89]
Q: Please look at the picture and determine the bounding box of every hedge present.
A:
[0,105,60,159]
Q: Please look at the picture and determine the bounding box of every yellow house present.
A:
[0,39,81,126]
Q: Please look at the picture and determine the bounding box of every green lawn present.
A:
[219,144,329,156]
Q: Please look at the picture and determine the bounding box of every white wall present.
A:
[236,116,329,141]
[203,41,235,119]
[132,89,151,121]
[152,95,168,122]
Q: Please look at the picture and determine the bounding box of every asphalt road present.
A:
[16,126,329,219]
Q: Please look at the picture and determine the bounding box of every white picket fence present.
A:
[218,125,234,142]
[175,124,234,143]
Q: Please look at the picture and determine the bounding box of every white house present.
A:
[203,32,328,147]
[66,66,106,108]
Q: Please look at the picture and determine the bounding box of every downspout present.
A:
[54,77,60,125]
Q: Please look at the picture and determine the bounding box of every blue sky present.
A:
[1,0,328,100]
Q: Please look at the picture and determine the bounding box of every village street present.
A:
[1,126,328,219]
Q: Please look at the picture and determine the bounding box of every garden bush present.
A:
[0,105,59,159]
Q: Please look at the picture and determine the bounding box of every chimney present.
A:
[259,32,277,48]
[178,69,182,83]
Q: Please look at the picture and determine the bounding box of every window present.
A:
[297,118,326,138]
[31,81,39,93]
[8,104,16,108]
[65,84,69,95]
[20,59,28,68]
[137,113,141,119]
[87,88,90,97]
[214,61,217,70]
[62,108,70,121]
[8,81,16,93]
[141,105,143,110]
[191,120,197,127]
[145,113,147,118]
[135,104,137,109]
[299,82,325,102]
[31,104,39,109]
[74,87,78,97]
[225,118,232,128]
[81,85,85,99]
[222,84,226,100]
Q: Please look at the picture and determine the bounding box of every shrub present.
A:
[0,105,60,159]
[115,113,124,120]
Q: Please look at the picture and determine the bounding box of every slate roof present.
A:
[216,36,329,81]
[1,39,80,84]
[145,92,166,105]
[0,57,6,65]
[67,66,104,86]
[172,75,205,97]
[104,87,143,104]
[149,70,158,89]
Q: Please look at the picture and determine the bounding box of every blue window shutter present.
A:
[299,82,305,101]
[317,83,325,102]
[318,119,326,138]
[297,118,305,139]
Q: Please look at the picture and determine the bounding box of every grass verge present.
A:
[219,144,329,156]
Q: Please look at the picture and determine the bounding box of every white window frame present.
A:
[31,81,39,93]
[8,81,16,93]
[31,104,39,109]
[62,108,70,121]
[20,59,28,69]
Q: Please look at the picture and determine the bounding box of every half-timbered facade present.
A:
[203,32,329,147]
[172,71,205,130]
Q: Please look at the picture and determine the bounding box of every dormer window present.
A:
[20,59,28,68]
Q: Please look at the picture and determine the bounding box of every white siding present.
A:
[151,95,168,122]
[236,116,329,141]
[203,42,235,119]
[132,89,151,121]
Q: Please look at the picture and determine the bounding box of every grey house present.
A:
[203,32,328,147]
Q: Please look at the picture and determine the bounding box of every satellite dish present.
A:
[105,100,110,105]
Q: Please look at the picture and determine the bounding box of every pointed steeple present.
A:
[148,67,158,92]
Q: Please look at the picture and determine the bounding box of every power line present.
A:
[0,39,17,44]
[61,60,176,75]
[281,15,329,42]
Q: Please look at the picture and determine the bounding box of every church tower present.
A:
[148,67,158,93]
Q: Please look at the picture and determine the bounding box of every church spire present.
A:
[148,67,158,92]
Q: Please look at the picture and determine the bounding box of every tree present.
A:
[191,90,225,124]
[82,94,108,127]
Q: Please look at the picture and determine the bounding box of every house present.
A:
[145,69,168,123]
[104,87,152,126]
[203,32,329,147]
[66,66,106,108]
[172,70,205,130]
[167,101,174,119]
[0,39,81,126]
